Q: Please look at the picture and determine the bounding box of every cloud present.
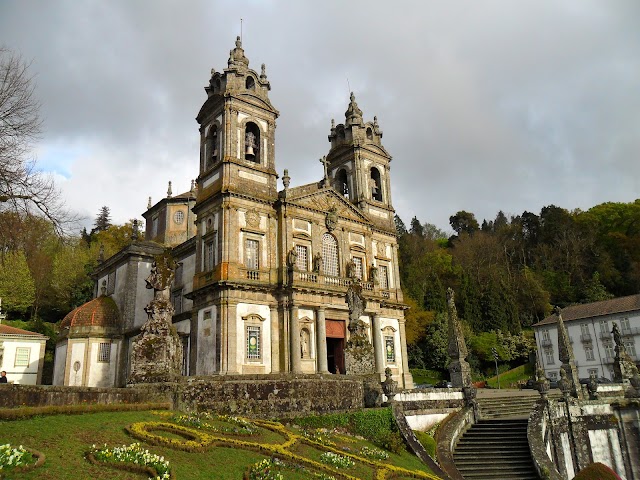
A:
[1,0,638,232]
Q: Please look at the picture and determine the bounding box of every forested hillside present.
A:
[399,200,640,372]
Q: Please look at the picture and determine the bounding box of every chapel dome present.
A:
[60,295,120,329]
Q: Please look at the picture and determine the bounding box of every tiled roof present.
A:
[60,295,120,329]
[0,324,46,337]
[533,294,640,327]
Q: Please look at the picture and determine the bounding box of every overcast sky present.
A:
[1,1,639,233]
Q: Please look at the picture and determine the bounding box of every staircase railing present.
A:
[435,406,475,480]
[527,399,564,480]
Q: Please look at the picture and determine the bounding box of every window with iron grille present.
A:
[321,233,339,277]
[246,326,261,359]
[245,239,259,270]
[379,265,389,289]
[352,257,363,280]
[97,343,111,363]
[295,245,308,271]
[14,347,30,367]
[584,344,594,361]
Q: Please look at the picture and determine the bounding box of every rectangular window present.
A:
[246,326,261,360]
[295,245,308,271]
[584,344,594,361]
[379,265,389,289]
[548,371,558,380]
[204,238,215,271]
[542,329,550,342]
[580,323,589,336]
[245,239,259,270]
[604,342,614,358]
[172,290,183,314]
[385,336,395,362]
[107,272,116,295]
[174,263,184,285]
[599,320,608,334]
[544,349,554,365]
[97,342,111,363]
[588,368,598,378]
[624,339,637,357]
[352,257,363,280]
[14,347,30,367]
[621,317,631,333]
[152,216,159,237]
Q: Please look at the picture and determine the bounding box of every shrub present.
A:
[573,462,621,480]
[413,431,436,458]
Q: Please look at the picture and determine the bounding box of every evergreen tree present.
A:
[93,206,111,233]
[410,216,424,237]
[394,214,407,236]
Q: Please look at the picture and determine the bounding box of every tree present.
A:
[93,206,112,233]
[449,211,479,236]
[0,249,35,316]
[409,216,424,237]
[0,47,71,233]
[394,214,407,236]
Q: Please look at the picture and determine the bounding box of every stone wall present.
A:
[0,383,172,408]
[177,374,365,417]
[528,396,640,480]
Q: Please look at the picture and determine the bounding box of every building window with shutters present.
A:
[204,235,216,271]
[624,339,636,357]
[295,244,308,271]
[245,239,260,270]
[321,233,339,277]
[97,343,111,363]
[584,344,595,361]
[544,349,554,365]
[604,342,614,358]
[14,347,30,367]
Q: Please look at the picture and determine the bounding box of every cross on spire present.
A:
[319,156,329,187]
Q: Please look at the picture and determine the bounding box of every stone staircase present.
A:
[452,391,554,479]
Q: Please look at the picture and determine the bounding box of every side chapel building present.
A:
[53,38,413,389]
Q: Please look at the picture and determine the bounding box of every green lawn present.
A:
[486,363,534,389]
[0,409,440,479]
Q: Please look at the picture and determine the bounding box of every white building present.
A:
[0,323,48,385]
[533,294,640,381]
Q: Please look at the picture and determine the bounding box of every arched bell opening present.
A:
[335,168,349,198]
[244,122,260,163]
[370,167,383,202]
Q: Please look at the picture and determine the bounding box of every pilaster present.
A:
[398,319,414,388]
[270,305,279,373]
[372,314,385,377]
[290,304,302,373]
[316,307,329,373]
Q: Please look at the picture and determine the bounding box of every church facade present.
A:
[54,38,413,389]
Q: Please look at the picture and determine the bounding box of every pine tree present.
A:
[94,206,111,233]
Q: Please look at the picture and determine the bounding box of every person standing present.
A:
[0,371,7,383]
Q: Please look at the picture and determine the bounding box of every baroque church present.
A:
[53,37,413,390]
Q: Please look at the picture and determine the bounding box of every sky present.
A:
[1,1,639,233]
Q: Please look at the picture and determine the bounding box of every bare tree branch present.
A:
[0,46,76,235]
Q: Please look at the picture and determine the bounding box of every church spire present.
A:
[345,92,363,127]
[228,35,249,70]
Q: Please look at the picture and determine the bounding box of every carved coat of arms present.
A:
[325,207,338,231]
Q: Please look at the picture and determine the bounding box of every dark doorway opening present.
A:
[326,338,345,374]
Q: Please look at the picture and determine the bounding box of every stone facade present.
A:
[58,37,413,389]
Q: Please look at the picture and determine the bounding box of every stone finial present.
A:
[98,243,105,263]
[260,63,267,80]
[556,307,581,398]
[381,367,398,404]
[147,196,152,209]
[536,364,550,400]
[210,67,216,77]
[282,169,290,189]
[228,35,249,69]
[131,219,139,241]
[447,287,472,388]
[235,35,242,48]
[345,92,363,127]
[190,179,195,194]
[331,118,335,129]
[167,181,172,198]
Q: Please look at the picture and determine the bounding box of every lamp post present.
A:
[492,347,500,389]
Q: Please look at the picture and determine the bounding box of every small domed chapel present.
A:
[53,37,413,389]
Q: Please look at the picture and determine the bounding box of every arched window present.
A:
[321,233,339,277]
[207,125,218,168]
[337,126,345,142]
[245,76,255,90]
[366,127,373,141]
[335,169,349,197]
[370,167,383,202]
[244,122,260,163]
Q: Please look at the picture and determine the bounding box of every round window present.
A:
[174,210,185,225]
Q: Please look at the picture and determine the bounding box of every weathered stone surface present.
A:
[446,288,471,388]
[555,306,581,398]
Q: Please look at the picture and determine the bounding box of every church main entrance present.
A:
[325,320,345,374]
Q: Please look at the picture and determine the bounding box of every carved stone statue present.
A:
[370,265,379,285]
[287,247,298,269]
[612,320,639,385]
[344,279,375,375]
[346,259,358,279]
[145,252,176,300]
[312,253,323,273]
[612,322,623,351]
[300,329,309,358]
[346,280,366,327]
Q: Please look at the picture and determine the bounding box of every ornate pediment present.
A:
[287,189,370,225]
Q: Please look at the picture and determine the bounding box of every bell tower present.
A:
[325,93,395,232]
[195,36,279,203]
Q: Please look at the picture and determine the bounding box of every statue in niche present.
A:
[287,247,298,269]
[346,259,358,279]
[300,329,310,358]
[313,253,323,273]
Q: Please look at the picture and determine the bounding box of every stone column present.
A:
[270,305,279,373]
[290,304,302,373]
[398,319,414,389]
[225,301,239,374]
[316,307,329,373]
[372,314,384,377]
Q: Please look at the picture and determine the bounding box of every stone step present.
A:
[455,445,530,453]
